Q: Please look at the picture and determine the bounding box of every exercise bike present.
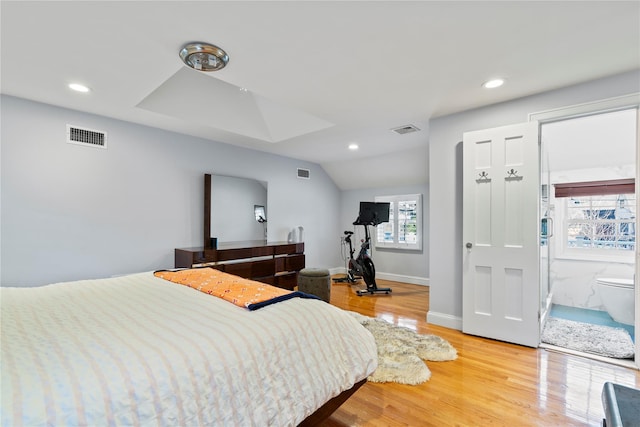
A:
[333,202,392,295]
[332,230,359,283]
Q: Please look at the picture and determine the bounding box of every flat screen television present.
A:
[356,201,390,225]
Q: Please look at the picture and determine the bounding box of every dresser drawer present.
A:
[251,259,275,278]
[217,248,253,261]
[275,272,297,291]
[252,246,274,257]
[273,243,303,255]
[253,276,275,285]
[223,262,252,278]
[285,254,305,272]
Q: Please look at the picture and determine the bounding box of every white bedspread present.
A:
[1,272,377,426]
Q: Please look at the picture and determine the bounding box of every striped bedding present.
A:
[1,272,378,426]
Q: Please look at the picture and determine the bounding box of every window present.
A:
[553,179,636,259]
[564,194,636,252]
[374,194,422,250]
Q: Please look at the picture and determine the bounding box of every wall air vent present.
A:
[391,124,420,135]
[297,168,310,179]
[66,125,107,149]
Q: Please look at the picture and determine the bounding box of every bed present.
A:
[0,270,378,426]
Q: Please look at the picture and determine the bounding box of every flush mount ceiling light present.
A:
[179,42,229,72]
[482,78,505,89]
[348,143,359,150]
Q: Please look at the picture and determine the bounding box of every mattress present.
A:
[1,272,378,426]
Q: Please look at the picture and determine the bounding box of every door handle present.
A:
[541,218,554,238]
[547,218,553,238]
[466,242,473,249]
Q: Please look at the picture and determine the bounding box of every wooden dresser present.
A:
[175,241,305,290]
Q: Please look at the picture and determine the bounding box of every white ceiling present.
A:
[1,1,639,190]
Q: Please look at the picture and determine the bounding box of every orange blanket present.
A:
[154,268,317,310]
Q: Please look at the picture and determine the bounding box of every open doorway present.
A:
[539,107,637,367]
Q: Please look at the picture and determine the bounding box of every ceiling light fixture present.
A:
[179,42,229,72]
[68,83,90,93]
[348,143,359,150]
[482,78,505,89]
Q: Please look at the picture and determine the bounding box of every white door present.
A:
[462,122,540,347]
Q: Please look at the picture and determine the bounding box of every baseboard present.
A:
[427,311,462,330]
[329,267,428,287]
[376,272,428,286]
[329,267,346,277]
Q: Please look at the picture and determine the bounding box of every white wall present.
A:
[339,183,429,284]
[550,259,635,310]
[427,70,640,329]
[1,95,343,286]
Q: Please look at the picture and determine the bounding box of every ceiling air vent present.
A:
[66,125,107,149]
[391,124,420,135]
[297,168,310,179]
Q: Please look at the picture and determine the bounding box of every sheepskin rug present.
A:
[348,311,457,385]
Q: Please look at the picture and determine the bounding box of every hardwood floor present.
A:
[324,278,640,426]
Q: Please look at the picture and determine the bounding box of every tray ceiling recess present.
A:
[138,56,334,142]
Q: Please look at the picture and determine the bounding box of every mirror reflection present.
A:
[254,205,266,223]
[210,175,268,243]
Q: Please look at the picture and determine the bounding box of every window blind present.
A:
[554,179,635,198]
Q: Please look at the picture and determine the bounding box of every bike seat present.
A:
[344,230,354,236]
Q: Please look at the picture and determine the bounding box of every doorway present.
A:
[462,94,640,368]
[537,104,638,367]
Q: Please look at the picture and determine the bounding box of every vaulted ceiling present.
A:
[2,1,638,189]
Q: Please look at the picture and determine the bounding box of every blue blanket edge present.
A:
[247,291,321,310]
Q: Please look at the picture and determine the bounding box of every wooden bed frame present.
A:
[299,379,367,426]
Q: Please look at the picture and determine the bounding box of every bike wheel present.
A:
[362,257,376,289]
[348,259,359,281]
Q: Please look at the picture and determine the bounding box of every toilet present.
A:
[596,277,635,325]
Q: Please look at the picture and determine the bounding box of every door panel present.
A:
[463,122,540,347]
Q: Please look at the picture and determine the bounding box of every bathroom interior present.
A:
[539,107,637,364]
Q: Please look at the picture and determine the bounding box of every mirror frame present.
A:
[204,173,212,249]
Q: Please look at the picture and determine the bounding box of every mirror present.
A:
[204,174,268,248]
[254,205,267,222]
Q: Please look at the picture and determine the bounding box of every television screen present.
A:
[357,201,390,225]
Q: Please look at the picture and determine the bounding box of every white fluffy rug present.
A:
[541,317,635,359]
[349,311,457,385]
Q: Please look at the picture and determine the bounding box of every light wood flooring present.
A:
[323,278,640,426]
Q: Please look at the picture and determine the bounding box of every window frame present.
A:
[373,194,422,250]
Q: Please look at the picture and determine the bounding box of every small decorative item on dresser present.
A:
[298,268,331,303]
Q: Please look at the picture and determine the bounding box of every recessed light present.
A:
[68,83,90,93]
[482,79,505,89]
[348,143,359,150]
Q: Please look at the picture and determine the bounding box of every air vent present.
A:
[391,124,420,135]
[66,125,107,149]
[297,168,310,179]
